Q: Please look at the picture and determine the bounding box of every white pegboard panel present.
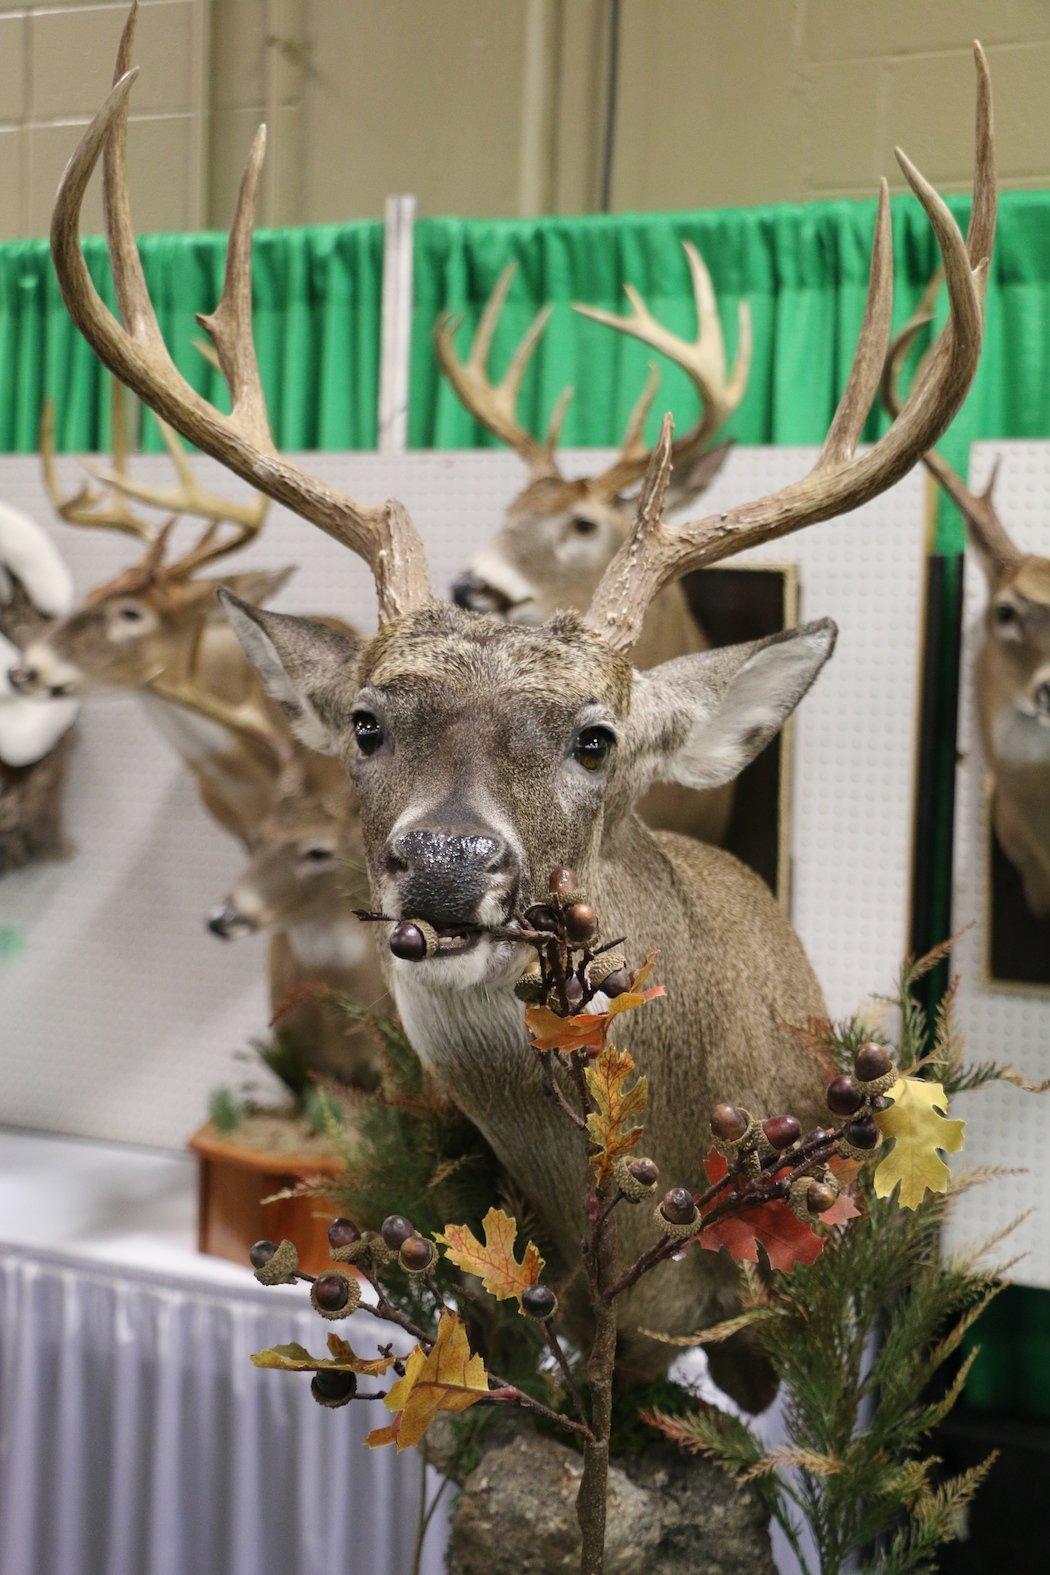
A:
[0,446,924,1149]
[946,440,1050,1289]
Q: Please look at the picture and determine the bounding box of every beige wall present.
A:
[0,0,1048,242]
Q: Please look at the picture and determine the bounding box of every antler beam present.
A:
[50,1,431,624]
[584,43,996,653]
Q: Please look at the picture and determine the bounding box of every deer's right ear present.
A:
[218,591,362,756]
[631,619,837,791]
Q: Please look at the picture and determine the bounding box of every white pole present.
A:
[378,193,417,455]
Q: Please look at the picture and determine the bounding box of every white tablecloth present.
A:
[0,1130,447,1575]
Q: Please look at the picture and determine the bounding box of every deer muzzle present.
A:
[384,825,518,938]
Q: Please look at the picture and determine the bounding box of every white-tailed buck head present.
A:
[440,247,748,632]
[10,379,274,700]
[883,278,1049,916]
[52,5,993,1397]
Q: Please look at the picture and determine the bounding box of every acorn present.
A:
[586,951,627,993]
[564,975,584,1009]
[843,1115,879,1151]
[854,1043,893,1084]
[762,1115,801,1152]
[628,1157,659,1188]
[522,1283,559,1320]
[788,1173,840,1223]
[311,1369,357,1408]
[806,1181,839,1215]
[399,1235,437,1275]
[564,901,599,944]
[524,903,560,934]
[249,1239,278,1270]
[327,1217,360,1252]
[310,1271,361,1320]
[389,920,436,962]
[710,1104,747,1142]
[548,866,579,898]
[599,967,632,999]
[381,1214,415,1251]
[826,1075,863,1117]
[660,1187,697,1227]
[514,960,545,1003]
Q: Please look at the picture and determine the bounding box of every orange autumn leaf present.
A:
[435,1207,544,1304]
[251,1332,397,1377]
[697,1150,833,1274]
[365,1312,489,1452]
[525,953,665,1054]
[586,1046,648,1185]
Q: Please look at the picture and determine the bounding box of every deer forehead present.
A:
[1010,557,1050,606]
[361,606,632,712]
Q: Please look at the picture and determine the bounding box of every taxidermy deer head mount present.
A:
[884,278,1050,917]
[440,246,749,629]
[50,3,994,1392]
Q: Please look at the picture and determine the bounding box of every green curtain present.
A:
[0,221,384,454]
[411,191,1050,554]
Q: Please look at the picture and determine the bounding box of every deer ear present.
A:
[633,619,837,790]
[211,566,297,607]
[218,590,362,756]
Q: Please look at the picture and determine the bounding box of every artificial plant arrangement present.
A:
[245,877,1029,1574]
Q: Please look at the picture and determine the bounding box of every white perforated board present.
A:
[0,447,924,1150]
[946,440,1050,1289]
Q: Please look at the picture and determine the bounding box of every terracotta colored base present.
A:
[189,1125,345,1276]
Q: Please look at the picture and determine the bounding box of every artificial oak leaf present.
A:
[698,1150,825,1273]
[435,1207,543,1304]
[525,957,665,1055]
[819,1187,861,1227]
[873,1076,966,1209]
[251,1334,396,1377]
[366,1312,489,1451]
[586,1045,649,1185]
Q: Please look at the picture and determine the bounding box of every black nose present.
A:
[1036,681,1050,716]
[7,664,34,692]
[206,905,234,939]
[450,574,512,615]
[387,827,512,925]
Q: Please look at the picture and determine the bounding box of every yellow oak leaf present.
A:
[435,1207,544,1304]
[873,1077,966,1210]
[365,1312,489,1451]
[586,1045,649,1186]
[251,1333,396,1377]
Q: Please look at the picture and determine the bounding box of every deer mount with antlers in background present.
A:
[49,3,994,1406]
[884,284,1050,921]
[439,247,749,849]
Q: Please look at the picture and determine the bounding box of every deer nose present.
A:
[386,827,514,925]
[450,573,513,616]
[206,903,238,939]
[1035,680,1050,718]
[7,663,36,693]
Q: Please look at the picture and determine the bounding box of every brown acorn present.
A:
[399,1235,437,1274]
[522,1284,558,1320]
[710,1103,748,1142]
[311,1369,357,1408]
[762,1115,801,1151]
[854,1043,893,1084]
[249,1239,278,1270]
[327,1217,360,1252]
[389,921,432,961]
[628,1157,660,1188]
[564,974,584,1009]
[524,903,560,934]
[514,960,545,1003]
[548,866,578,898]
[599,967,632,998]
[311,1271,361,1320]
[660,1187,697,1226]
[806,1181,839,1215]
[564,901,599,944]
[844,1115,879,1150]
[381,1214,415,1251]
[826,1075,863,1116]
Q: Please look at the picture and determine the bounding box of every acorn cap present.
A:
[787,1171,840,1224]
[252,1237,299,1286]
[586,951,627,989]
[310,1272,362,1321]
[331,1235,398,1272]
[513,959,545,1003]
[654,1194,700,1241]
[613,1153,658,1202]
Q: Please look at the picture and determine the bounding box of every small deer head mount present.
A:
[438,248,749,623]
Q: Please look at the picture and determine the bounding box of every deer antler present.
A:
[584,43,996,654]
[50,1,431,625]
[432,262,571,479]
[574,241,752,500]
[145,668,294,774]
[40,378,156,542]
[881,272,1019,569]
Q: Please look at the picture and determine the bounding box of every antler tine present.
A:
[572,240,752,499]
[39,381,158,543]
[619,364,661,461]
[50,2,431,625]
[433,261,568,476]
[881,277,1019,568]
[584,43,995,654]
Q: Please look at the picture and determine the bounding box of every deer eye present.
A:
[118,604,144,622]
[352,710,384,756]
[573,725,615,772]
[994,601,1018,629]
[302,846,334,864]
[570,516,598,536]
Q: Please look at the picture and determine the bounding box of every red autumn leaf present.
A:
[696,1149,856,1273]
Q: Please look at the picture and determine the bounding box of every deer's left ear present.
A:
[218,590,363,755]
[630,619,837,791]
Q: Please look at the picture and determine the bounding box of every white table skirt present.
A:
[0,1132,447,1575]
